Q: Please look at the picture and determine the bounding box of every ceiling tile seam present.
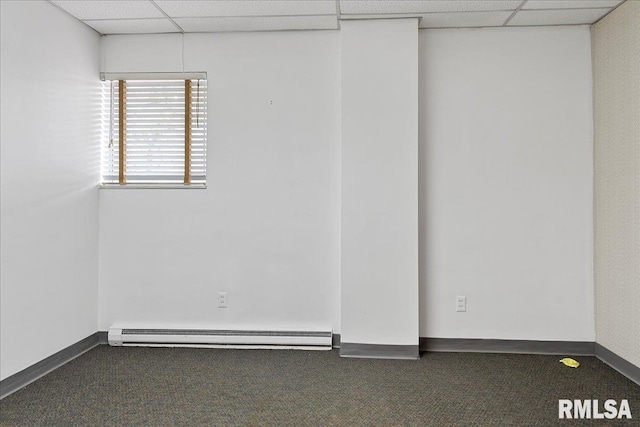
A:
[340,10,518,16]
[422,25,504,29]
[422,22,595,30]
[83,17,175,22]
[149,0,184,33]
[80,8,613,24]
[506,23,600,28]
[178,28,339,35]
[335,0,342,30]
[171,14,338,19]
[341,16,423,23]
[176,21,607,33]
[340,15,422,19]
[518,7,615,12]
[102,31,181,36]
[503,0,529,26]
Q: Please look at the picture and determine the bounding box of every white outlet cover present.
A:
[218,292,228,308]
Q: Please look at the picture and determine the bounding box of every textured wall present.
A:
[593,0,640,367]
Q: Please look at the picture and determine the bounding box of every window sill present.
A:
[99,183,206,190]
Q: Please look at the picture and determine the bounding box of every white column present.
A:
[340,19,419,359]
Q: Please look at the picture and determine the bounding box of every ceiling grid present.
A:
[49,0,626,35]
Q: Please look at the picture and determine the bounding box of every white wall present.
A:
[0,5,605,379]
[99,32,341,332]
[0,1,100,380]
[593,0,640,367]
[419,26,595,341]
[100,25,595,344]
[340,19,419,347]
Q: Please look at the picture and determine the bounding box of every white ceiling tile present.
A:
[154,1,337,18]
[508,8,610,25]
[339,0,521,14]
[522,0,622,10]
[419,11,513,28]
[84,18,179,34]
[174,15,339,32]
[50,0,164,20]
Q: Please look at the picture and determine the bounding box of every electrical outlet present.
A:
[456,296,466,312]
[218,292,227,308]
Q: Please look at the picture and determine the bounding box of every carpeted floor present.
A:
[0,346,638,426]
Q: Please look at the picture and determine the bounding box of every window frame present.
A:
[100,72,207,189]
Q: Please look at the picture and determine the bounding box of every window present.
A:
[101,73,207,186]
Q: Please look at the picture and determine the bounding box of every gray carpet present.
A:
[1,346,639,426]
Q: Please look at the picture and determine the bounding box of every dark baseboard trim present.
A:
[595,343,640,386]
[332,333,341,349]
[420,338,595,356]
[340,342,419,360]
[98,331,109,345]
[0,332,100,400]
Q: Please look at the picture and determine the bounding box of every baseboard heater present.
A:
[108,328,332,350]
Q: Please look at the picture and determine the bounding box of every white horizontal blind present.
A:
[102,79,207,184]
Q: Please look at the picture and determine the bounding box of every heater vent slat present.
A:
[122,329,331,338]
[109,327,333,351]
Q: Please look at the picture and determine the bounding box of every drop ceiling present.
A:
[49,0,625,35]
